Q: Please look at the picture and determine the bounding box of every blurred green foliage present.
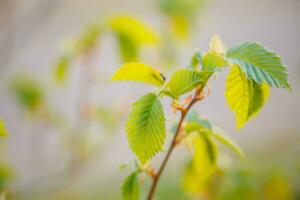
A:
[0,120,8,137]
[10,76,44,114]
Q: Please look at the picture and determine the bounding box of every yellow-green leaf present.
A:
[117,33,138,62]
[225,66,270,128]
[226,42,291,89]
[122,172,140,200]
[126,93,166,164]
[112,62,165,86]
[202,51,227,72]
[0,119,8,137]
[167,69,209,99]
[248,82,270,120]
[182,133,218,193]
[109,16,158,45]
[188,50,202,69]
[210,34,226,54]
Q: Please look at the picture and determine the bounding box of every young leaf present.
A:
[226,42,291,89]
[186,111,212,130]
[167,69,209,99]
[202,51,227,72]
[182,133,218,193]
[112,62,165,86]
[0,119,8,137]
[210,34,226,54]
[122,172,140,200]
[225,66,269,128]
[126,93,166,164]
[188,50,202,69]
[210,127,245,159]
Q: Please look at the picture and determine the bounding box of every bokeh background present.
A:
[0,0,300,199]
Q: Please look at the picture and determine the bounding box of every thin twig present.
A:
[147,85,206,200]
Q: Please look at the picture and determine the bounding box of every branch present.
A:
[147,86,206,200]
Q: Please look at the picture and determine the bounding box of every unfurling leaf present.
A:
[0,119,8,137]
[226,42,291,89]
[182,133,218,193]
[112,62,165,86]
[225,66,270,128]
[210,34,226,54]
[122,172,140,200]
[167,69,209,99]
[126,93,166,164]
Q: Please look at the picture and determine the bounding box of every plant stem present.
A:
[146,89,203,200]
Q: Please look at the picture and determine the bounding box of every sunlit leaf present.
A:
[126,93,166,163]
[225,66,270,128]
[210,34,226,54]
[0,119,8,137]
[182,133,218,193]
[202,51,227,72]
[167,69,209,99]
[248,82,270,120]
[170,15,189,39]
[112,62,165,86]
[109,16,158,45]
[122,172,140,200]
[226,42,291,90]
[188,50,202,69]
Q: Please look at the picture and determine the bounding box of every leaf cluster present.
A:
[112,35,290,199]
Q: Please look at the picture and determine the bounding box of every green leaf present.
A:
[182,133,218,193]
[109,16,158,45]
[226,42,291,89]
[167,69,209,99]
[10,76,44,113]
[186,111,212,130]
[188,50,202,69]
[202,51,227,72]
[112,62,165,86]
[225,66,270,128]
[117,33,138,62]
[210,127,245,159]
[0,119,8,137]
[122,172,140,200]
[126,93,166,164]
[248,81,270,119]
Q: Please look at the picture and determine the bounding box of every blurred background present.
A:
[0,0,300,199]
